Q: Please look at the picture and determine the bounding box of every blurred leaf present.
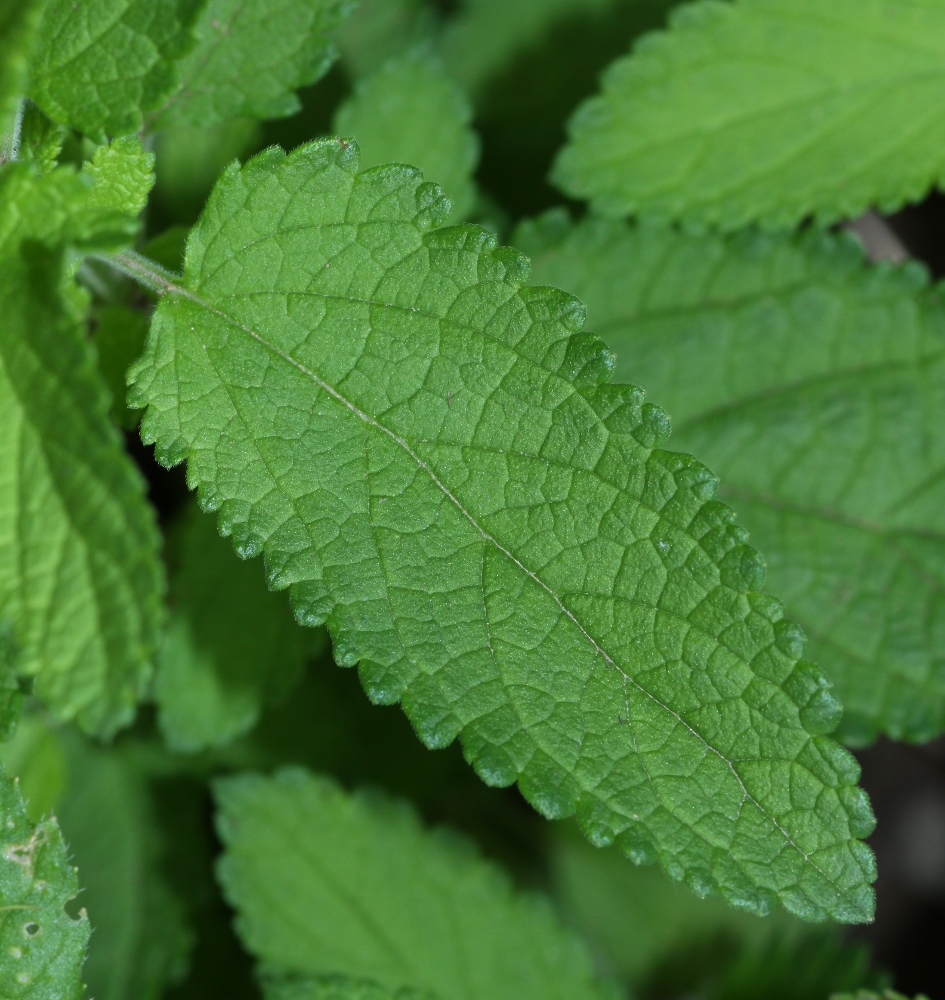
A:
[216,770,616,1000]
[264,976,439,1000]
[554,0,945,229]
[0,714,66,822]
[17,102,65,173]
[156,503,321,753]
[157,0,353,127]
[93,305,150,430]
[333,52,479,221]
[336,0,436,78]
[0,0,44,150]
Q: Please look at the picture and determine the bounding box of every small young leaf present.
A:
[554,0,945,229]
[156,502,320,753]
[519,213,945,746]
[215,769,614,1000]
[83,135,155,218]
[333,53,479,222]
[0,764,89,1000]
[157,0,353,128]
[17,103,65,173]
[28,0,201,140]
[264,976,438,1000]
[129,139,876,921]
[0,162,164,736]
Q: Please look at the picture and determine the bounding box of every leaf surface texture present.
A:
[553,0,945,229]
[130,139,876,920]
[157,0,352,127]
[0,158,164,735]
[29,0,200,139]
[0,764,89,1000]
[216,769,612,1000]
[520,214,945,745]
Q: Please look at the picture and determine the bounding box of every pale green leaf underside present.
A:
[519,214,945,746]
[265,977,438,1000]
[440,0,620,93]
[54,731,192,1000]
[0,765,89,1000]
[157,0,351,128]
[29,0,200,140]
[216,770,611,1000]
[0,162,164,736]
[553,0,945,230]
[130,139,875,921]
[333,53,479,223]
[156,502,317,752]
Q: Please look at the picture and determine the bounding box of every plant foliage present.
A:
[554,0,945,229]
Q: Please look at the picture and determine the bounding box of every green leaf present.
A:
[157,0,353,128]
[0,0,44,150]
[264,976,438,1000]
[17,104,65,174]
[333,53,479,222]
[83,135,155,218]
[518,212,945,746]
[0,763,89,1000]
[93,305,150,430]
[549,820,801,985]
[0,163,164,736]
[0,715,66,824]
[832,993,929,1000]
[128,139,876,922]
[54,731,192,1000]
[0,622,22,741]
[156,502,320,752]
[336,0,436,79]
[28,0,201,141]
[553,0,945,229]
[440,0,621,93]
[215,769,614,1000]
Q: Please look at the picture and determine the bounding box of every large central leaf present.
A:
[129,139,875,921]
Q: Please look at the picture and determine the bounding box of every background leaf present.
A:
[0,160,164,736]
[28,0,202,140]
[157,0,353,128]
[216,769,614,1000]
[333,52,479,223]
[156,501,322,752]
[519,213,945,746]
[554,0,945,229]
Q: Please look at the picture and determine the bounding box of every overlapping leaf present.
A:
[0,764,89,1000]
[333,53,479,222]
[29,0,201,139]
[216,770,614,1000]
[554,0,945,229]
[129,139,875,920]
[156,502,318,752]
[336,0,435,78]
[0,155,164,735]
[157,0,352,128]
[519,213,945,745]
